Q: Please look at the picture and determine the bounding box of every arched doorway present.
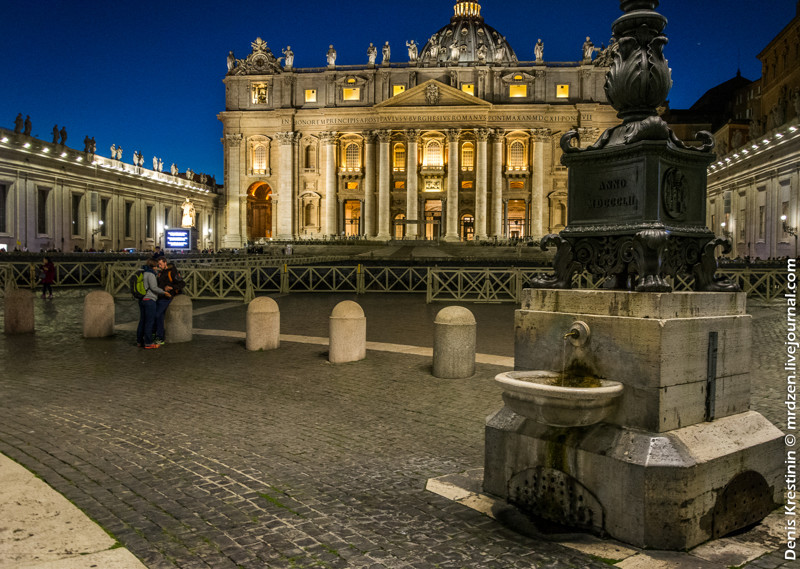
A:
[247,182,272,241]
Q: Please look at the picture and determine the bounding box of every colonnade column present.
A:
[530,128,549,238]
[444,128,460,241]
[376,129,391,240]
[276,131,298,239]
[491,129,504,238]
[363,131,376,238]
[320,131,338,237]
[405,129,420,239]
[475,128,489,241]
[222,133,243,249]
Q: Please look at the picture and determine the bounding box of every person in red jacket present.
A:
[40,257,55,299]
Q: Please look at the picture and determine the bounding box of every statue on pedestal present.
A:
[52,125,59,144]
[367,43,377,65]
[282,46,294,69]
[534,39,544,63]
[382,41,390,65]
[14,113,23,134]
[181,197,196,228]
[326,45,336,66]
[406,39,418,62]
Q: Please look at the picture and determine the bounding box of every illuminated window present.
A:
[305,89,317,102]
[556,84,570,98]
[424,140,443,167]
[393,143,406,170]
[346,182,359,190]
[461,181,473,189]
[251,83,268,104]
[509,181,525,190]
[394,181,405,189]
[393,85,406,96]
[461,142,474,170]
[345,143,360,170]
[509,84,527,98]
[254,145,267,172]
[343,88,361,101]
[509,141,525,168]
[461,83,474,95]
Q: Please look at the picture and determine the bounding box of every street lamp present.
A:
[781,215,798,257]
[91,220,104,249]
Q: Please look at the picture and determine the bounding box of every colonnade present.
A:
[227,127,557,244]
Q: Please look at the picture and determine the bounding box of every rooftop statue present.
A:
[406,39,418,62]
[282,46,294,69]
[534,38,543,62]
[367,43,377,65]
[382,41,390,65]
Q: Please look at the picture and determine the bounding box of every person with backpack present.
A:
[153,258,185,344]
[136,257,171,349]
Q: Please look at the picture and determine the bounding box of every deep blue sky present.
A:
[0,0,795,182]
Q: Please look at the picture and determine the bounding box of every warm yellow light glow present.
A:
[394,181,405,189]
[251,83,268,104]
[461,181,473,189]
[346,182,359,190]
[393,85,406,96]
[305,89,317,102]
[556,84,570,98]
[343,88,360,101]
[347,78,356,84]
[461,83,474,95]
[509,84,527,98]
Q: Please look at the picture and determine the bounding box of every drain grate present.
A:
[712,470,776,539]
[507,467,604,533]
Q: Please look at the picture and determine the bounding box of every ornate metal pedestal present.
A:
[532,0,738,293]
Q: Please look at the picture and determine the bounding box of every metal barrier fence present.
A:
[0,259,789,303]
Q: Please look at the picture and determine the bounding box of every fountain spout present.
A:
[565,321,590,347]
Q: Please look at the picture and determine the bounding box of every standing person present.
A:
[40,257,55,299]
[153,258,184,344]
[136,258,170,349]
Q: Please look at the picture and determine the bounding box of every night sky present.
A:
[0,0,794,182]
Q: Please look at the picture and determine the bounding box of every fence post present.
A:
[281,263,289,294]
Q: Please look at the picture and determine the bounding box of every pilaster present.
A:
[222,133,243,249]
[376,129,391,240]
[475,128,490,240]
[276,131,299,239]
[491,129,504,238]
[320,131,338,237]
[405,129,420,239]
[444,129,460,241]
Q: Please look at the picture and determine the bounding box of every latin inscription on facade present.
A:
[282,113,579,128]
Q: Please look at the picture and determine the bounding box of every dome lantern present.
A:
[453,2,482,20]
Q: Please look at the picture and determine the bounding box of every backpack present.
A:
[167,268,185,295]
[130,269,147,300]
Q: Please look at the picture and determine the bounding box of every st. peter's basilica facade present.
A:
[218,1,620,247]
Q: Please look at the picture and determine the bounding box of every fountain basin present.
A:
[495,371,624,427]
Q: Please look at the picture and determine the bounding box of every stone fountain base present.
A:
[484,407,782,549]
[483,289,784,549]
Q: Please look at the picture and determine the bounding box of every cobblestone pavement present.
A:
[0,290,793,569]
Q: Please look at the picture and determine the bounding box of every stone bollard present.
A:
[329,300,366,363]
[83,290,115,338]
[246,296,280,351]
[164,295,192,343]
[433,306,476,379]
[3,288,35,334]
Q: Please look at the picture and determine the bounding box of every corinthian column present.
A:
[376,129,391,240]
[475,128,490,240]
[320,131,338,237]
[491,129,504,238]
[363,131,376,238]
[444,129,460,241]
[405,129,420,239]
[530,128,550,238]
[276,131,298,239]
[222,133,243,249]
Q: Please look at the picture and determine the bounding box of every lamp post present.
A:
[91,220,104,249]
[781,215,798,257]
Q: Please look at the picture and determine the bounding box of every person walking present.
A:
[136,258,170,349]
[40,257,55,299]
[153,258,184,344]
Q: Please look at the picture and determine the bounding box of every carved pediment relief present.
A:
[375,79,491,109]
[335,75,370,87]
[228,37,283,76]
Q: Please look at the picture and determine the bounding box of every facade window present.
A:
[343,88,361,101]
[71,194,82,235]
[343,200,361,236]
[461,83,474,95]
[344,143,360,170]
[556,84,570,98]
[37,188,50,235]
[393,143,406,170]
[509,141,525,169]
[305,89,317,102]
[0,183,7,233]
[461,142,474,171]
[393,85,406,96]
[739,207,746,241]
[394,181,405,189]
[254,144,267,172]
[346,182,359,190]
[304,145,316,170]
[758,205,766,240]
[125,202,133,237]
[251,83,268,104]
[509,84,527,98]
[146,205,153,238]
[461,181,473,189]
[424,140,443,167]
[100,198,109,236]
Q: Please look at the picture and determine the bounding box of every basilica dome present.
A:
[419,2,518,66]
